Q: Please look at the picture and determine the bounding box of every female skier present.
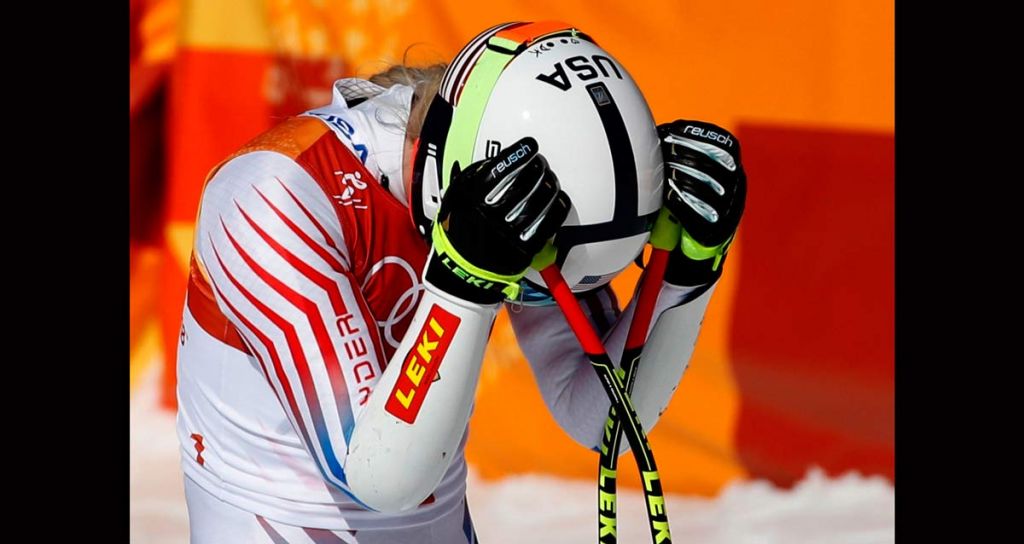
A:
[176,20,746,543]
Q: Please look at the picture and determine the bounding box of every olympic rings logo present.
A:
[360,256,424,349]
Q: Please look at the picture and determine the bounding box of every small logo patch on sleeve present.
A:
[385,304,461,424]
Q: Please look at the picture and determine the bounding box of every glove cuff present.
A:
[665,228,735,287]
[680,229,733,271]
[427,221,524,304]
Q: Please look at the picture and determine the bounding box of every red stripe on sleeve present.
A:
[252,184,348,273]
[219,219,356,438]
[207,239,320,460]
[234,199,387,383]
[275,177,347,260]
[234,201,350,319]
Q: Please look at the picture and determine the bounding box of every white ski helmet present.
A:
[411,21,663,300]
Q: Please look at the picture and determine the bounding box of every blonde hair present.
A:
[368,64,447,141]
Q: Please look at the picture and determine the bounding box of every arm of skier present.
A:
[508,280,711,452]
[196,142,568,513]
[345,137,570,511]
[194,150,388,506]
[510,119,746,453]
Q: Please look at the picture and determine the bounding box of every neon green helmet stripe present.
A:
[440,40,518,196]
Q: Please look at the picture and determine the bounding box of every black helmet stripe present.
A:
[556,211,660,248]
[585,81,638,225]
[553,81,649,266]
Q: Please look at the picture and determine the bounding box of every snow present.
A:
[131,367,894,543]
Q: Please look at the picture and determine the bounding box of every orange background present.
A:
[130,0,893,496]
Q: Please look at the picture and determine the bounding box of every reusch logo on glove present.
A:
[490,140,533,178]
[385,304,461,424]
[683,125,733,148]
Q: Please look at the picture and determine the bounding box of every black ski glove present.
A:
[657,120,747,287]
[425,137,571,304]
